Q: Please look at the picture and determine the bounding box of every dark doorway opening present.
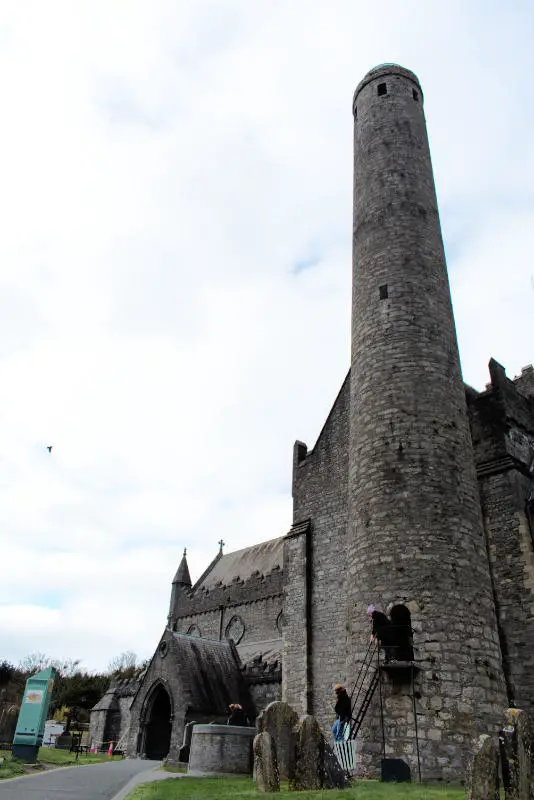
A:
[144,685,172,760]
[389,604,414,661]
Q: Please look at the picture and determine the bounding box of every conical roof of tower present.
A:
[172,549,192,586]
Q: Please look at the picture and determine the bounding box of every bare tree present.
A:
[52,658,82,678]
[107,651,138,675]
[17,653,83,678]
[18,652,51,674]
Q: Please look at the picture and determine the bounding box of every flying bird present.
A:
[47,446,53,453]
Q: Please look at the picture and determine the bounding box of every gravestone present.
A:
[253,731,279,792]
[292,715,324,791]
[466,734,500,800]
[256,701,298,780]
[499,708,532,800]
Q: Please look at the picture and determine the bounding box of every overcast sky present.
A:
[0,0,532,673]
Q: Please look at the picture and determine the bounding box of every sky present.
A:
[0,0,532,673]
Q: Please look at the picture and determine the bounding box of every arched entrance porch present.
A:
[141,683,173,760]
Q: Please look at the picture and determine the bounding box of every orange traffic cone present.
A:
[107,742,114,757]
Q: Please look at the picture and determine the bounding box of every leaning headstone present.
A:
[253,731,279,792]
[499,708,532,800]
[466,734,500,800]
[292,715,324,791]
[256,701,298,780]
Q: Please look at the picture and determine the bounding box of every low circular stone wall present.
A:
[188,724,255,775]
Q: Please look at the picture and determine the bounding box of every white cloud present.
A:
[0,0,532,670]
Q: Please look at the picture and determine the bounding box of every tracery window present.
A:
[225,615,245,644]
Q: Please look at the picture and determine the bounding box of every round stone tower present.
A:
[347,64,506,780]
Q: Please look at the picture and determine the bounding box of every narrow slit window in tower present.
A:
[413,89,419,101]
[379,284,388,300]
[377,83,387,96]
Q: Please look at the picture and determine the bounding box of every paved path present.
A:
[0,759,165,800]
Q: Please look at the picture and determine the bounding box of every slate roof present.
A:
[90,689,119,712]
[238,638,281,667]
[192,536,284,592]
[169,631,253,715]
[173,550,192,586]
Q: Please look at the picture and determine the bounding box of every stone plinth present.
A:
[188,724,255,775]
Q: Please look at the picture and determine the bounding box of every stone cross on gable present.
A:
[218,539,225,553]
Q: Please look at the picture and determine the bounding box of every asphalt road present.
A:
[0,759,162,800]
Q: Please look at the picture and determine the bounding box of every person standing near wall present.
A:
[332,684,351,741]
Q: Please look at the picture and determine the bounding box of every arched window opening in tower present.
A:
[187,624,201,637]
[377,82,387,96]
[379,284,388,300]
[389,604,415,662]
[412,89,419,101]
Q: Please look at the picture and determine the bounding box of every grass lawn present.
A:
[36,747,123,766]
[125,776,465,800]
[0,746,123,780]
[0,754,25,780]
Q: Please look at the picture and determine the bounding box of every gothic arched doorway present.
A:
[144,684,172,760]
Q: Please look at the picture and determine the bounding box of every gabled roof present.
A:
[90,690,119,712]
[192,536,284,593]
[170,632,251,714]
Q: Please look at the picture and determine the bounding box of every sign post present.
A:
[12,667,57,763]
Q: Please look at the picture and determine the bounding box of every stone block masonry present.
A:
[346,64,507,780]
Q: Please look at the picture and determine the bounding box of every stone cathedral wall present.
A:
[283,372,350,729]
[468,359,534,716]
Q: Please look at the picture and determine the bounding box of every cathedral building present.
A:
[89,64,534,782]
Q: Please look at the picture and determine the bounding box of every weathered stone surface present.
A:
[466,734,500,800]
[188,724,255,775]
[292,715,324,791]
[257,701,298,780]
[253,731,280,792]
[500,708,532,800]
